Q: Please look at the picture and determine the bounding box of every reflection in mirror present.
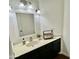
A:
[16,13,35,37]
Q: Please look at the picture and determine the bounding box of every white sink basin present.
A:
[26,41,39,47]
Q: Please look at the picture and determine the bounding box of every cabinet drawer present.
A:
[39,38,61,59]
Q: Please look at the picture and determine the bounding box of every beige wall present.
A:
[62,0,70,56]
[39,0,64,36]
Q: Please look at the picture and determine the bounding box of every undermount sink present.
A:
[26,41,39,47]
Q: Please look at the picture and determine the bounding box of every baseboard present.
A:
[59,52,69,57]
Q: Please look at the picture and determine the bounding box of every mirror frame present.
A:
[15,10,37,38]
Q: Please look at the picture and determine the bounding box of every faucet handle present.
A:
[29,37,33,42]
[22,38,26,45]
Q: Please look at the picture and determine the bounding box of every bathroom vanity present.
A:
[13,36,61,59]
[9,0,68,59]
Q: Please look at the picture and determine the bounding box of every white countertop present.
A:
[13,36,61,58]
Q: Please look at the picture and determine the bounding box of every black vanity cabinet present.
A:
[39,38,61,59]
[15,38,61,59]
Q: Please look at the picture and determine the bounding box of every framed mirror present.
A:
[16,13,35,37]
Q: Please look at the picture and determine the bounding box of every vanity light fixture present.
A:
[27,1,33,9]
[37,9,40,14]
[19,3,25,7]
[19,0,34,10]
[28,4,33,9]
[36,9,40,14]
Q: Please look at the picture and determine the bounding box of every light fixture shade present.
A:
[19,0,33,9]
[19,3,24,7]
[37,10,40,14]
[28,5,33,9]
[36,9,40,14]
[20,0,28,5]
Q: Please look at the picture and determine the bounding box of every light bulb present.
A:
[28,5,33,9]
[37,10,40,14]
[36,9,40,14]
[19,3,24,7]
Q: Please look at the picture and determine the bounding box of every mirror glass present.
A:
[16,13,35,37]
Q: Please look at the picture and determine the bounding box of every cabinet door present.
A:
[15,48,41,59]
[27,49,41,59]
[39,38,61,59]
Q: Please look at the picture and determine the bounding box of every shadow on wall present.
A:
[63,40,69,56]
